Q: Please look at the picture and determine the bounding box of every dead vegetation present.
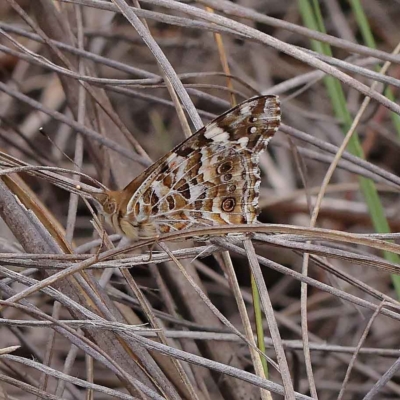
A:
[1,0,400,399]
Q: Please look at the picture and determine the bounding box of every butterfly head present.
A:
[91,191,112,214]
[92,190,157,240]
[92,191,123,234]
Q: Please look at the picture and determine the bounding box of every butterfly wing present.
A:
[118,95,281,239]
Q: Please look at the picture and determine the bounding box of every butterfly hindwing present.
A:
[119,95,281,237]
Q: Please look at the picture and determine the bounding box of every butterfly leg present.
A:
[147,234,160,262]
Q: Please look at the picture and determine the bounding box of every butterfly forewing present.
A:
[118,95,281,239]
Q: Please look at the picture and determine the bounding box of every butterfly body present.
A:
[94,95,281,240]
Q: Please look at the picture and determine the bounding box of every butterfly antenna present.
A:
[36,128,108,195]
[0,150,106,198]
[39,127,80,169]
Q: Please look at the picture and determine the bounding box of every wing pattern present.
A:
[114,95,281,239]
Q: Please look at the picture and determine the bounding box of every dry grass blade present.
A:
[243,238,295,399]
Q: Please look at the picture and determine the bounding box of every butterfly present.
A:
[91,95,281,240]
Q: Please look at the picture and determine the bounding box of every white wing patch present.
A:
[238,136,249,148]
[204,123,230,142]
